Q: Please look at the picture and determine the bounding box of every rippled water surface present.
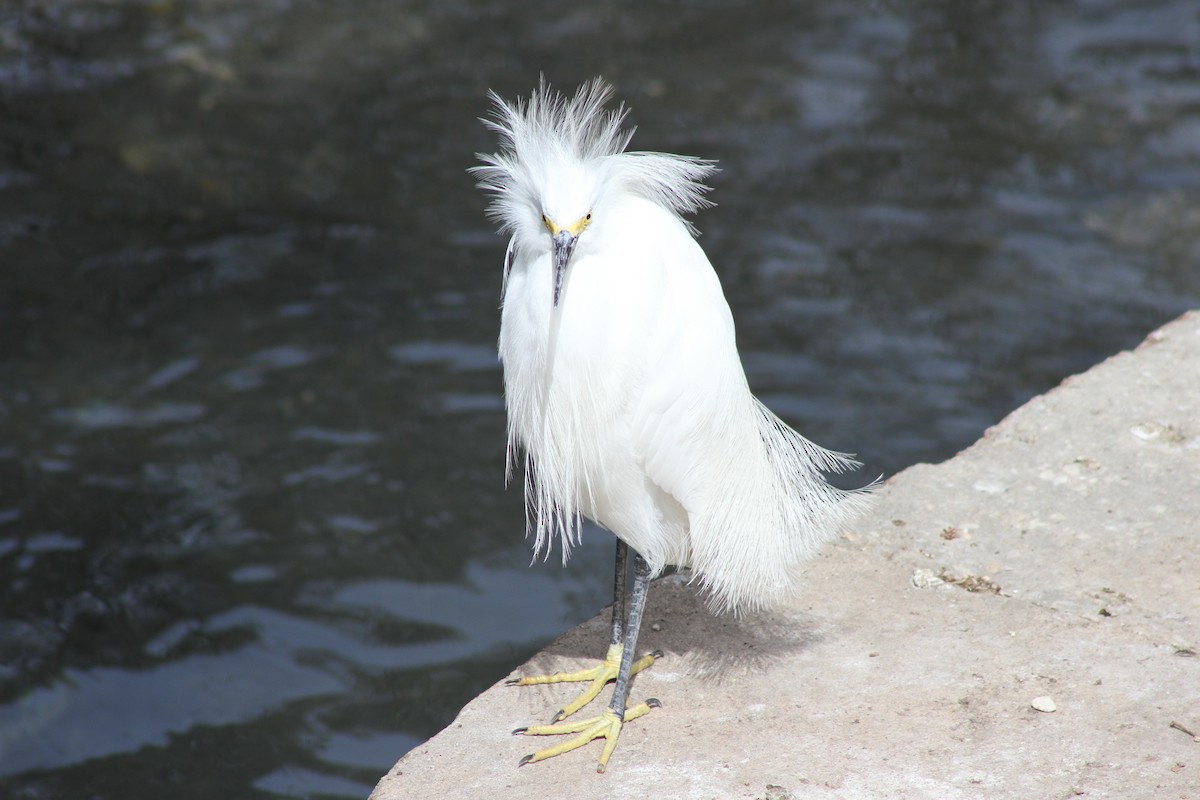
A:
[2,0,1198,797]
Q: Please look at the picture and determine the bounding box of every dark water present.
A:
[2,0,1197,797]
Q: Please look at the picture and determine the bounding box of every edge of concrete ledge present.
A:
[373,310,1200,800]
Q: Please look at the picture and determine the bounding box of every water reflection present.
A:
[2,637,344,774]
[0,560,590,776]
[1,0,1198,798]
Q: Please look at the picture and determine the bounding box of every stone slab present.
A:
[372,311,1199,800]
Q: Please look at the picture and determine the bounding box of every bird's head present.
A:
[537,162,599,306]
[472,77,717,308]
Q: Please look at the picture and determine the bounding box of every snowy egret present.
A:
[472,78,872,773]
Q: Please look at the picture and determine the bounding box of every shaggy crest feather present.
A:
[473,78,872,613]
[472,77,716,242]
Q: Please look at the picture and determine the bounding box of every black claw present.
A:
[650,649,664,659]
[551,709,566,723]
[518,754,534,767]
[512,726,527,735]
[504,678,521,686]
[646,697,662,708]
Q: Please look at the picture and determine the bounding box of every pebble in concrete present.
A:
[1031,696,1057,713]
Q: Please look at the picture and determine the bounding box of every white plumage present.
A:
[474,78,874,772]
[473,78,871,615]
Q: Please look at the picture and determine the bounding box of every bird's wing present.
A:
[625,226,750,514]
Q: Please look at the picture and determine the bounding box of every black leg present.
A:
[610,539,628,647]
[607,551,652,719]
[512,546,661,772]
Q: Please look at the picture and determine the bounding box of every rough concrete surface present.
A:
[373,312,1199,800]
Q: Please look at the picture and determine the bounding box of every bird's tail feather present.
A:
[689,397,875,615]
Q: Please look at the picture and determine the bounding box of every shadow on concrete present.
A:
[508,572,825,689]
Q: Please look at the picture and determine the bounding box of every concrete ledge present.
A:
[373,311,1199,800]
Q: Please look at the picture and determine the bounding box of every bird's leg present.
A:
[515,551,660,773]
[506,540,659,723]
[611,537,629,645]
[607,551,652,721]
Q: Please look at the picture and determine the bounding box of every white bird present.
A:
[472,78,872,773]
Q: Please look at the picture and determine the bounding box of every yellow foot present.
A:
[514,700,660,773]
[506,644,662,722]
